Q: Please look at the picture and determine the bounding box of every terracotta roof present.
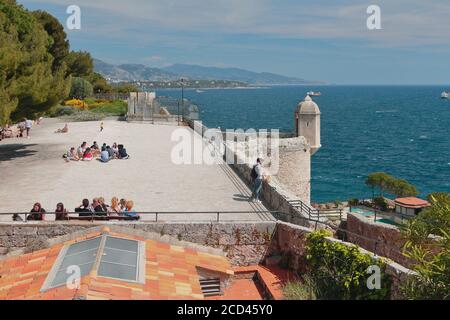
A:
[0,229,233,300]
[395,197,431,209]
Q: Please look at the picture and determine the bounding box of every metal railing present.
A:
[288,200,344,221]
[4,210,279,223]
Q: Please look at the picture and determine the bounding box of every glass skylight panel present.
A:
[49,237,101,288]
[43,235,143,291]
[98,236,139,282]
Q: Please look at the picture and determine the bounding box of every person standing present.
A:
[100,122,104,132]
[24,118,33,138]
[250,158,264,203]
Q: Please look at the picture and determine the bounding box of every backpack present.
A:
[251,165,258,180]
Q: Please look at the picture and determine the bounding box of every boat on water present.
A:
[307,91,322,97]
[441,91,449,99]
[196,89,205,93]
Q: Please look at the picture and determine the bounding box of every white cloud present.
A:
[20,0,450,49]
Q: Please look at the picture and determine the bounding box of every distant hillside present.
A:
[94,59,322,85]
[162,64,316,85]
[94,59,179,82]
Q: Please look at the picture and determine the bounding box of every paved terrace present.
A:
[0,119,273,222]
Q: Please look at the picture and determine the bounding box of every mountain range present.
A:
[93,59,322,85]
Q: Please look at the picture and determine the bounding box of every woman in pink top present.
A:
[83,148,94,161]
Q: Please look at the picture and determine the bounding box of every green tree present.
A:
[69,77,93,99]
[66,51,94,78]
[366,172,418,199]
[366,172,392,197]
[0,0,70,124]
[88,72,112,93]
[32,10,69,72]
[427,192,450,203]
[400,195,450,299]
[388,179,418,198]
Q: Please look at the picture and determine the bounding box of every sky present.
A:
[18,0,450,85]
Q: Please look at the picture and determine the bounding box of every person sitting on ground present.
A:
[106,145,115,159]
[55,203,68,221]
[1,124,13,140]
[83,148,94,161]
[99,146,110,163]
[27,203,46,221]
[75,199,92,217]
[123,200,139,218]
[91,141,100,150]
[91,141,101,157]
[112,143,119,157]
[17,121,26,138]
[118,144,130,159]
[78,142,87,158]
[119,198,127,211]
[55,124,69,134]
[107,197,122,216]
[67,147,80,161]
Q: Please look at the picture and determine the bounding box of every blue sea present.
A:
[157,86,450,203]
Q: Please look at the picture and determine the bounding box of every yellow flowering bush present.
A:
[64,99,88,110]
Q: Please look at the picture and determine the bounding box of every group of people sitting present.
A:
[13,197,138,221]
[64,141,130,162]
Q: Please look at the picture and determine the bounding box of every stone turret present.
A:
[296,95,321,155]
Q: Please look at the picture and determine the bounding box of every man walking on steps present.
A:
[250,158,264,203]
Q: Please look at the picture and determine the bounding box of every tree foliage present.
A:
[0,0,70,125]
[66,51,94,78]
[400,194,450,299]
[88,72,112,93]
[32,10,69,72]
[366,172,418,198]
[69,77,93,99]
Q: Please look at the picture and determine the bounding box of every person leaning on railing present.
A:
[55,203,68,221]
[27,203,46,221]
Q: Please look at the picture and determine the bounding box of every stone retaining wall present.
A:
[0,222,277,266]
[268,221,412,300]
[346,213,414,268]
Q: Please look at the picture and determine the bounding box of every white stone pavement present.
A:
[0,119,274,222]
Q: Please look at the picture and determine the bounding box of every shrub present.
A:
[374,196,388,210]
[61,110,106,122]
[400,195,450,300]
[69,77,93,99]
[64,99,88,110]
[282,276,317,300]
[47,105,76,117]
[348,198,359,206]
[305,230,391,300]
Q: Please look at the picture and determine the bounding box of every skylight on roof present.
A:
[41,235,145,292]
[98,237,140,282]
